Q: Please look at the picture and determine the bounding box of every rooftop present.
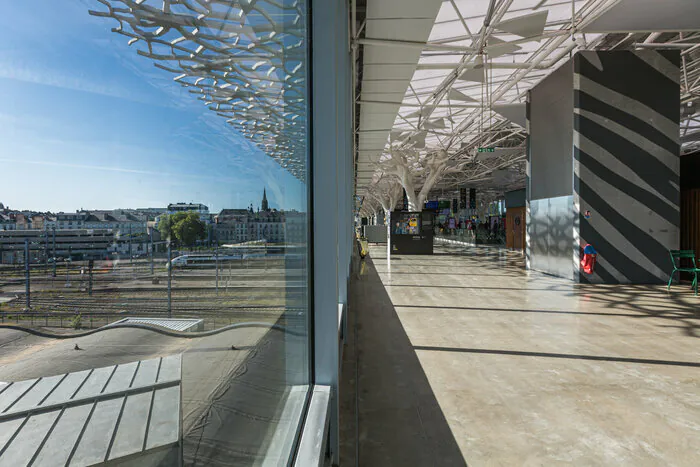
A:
[0,355,182,466]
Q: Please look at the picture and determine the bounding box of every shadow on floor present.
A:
[397,242,700,338]
[412,345,700,368]
[339,253,467,467]
[565,284,700,338]
[392,304,649,319]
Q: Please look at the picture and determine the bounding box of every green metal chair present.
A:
[668,250,699,296]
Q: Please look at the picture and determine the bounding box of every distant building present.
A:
[214,209,250,244]
[134,207,168,217]
[156,203,211,227]
[167,203,209,215]
[249,209,285,244]
[44,210,148,240]
[30,215,45,230]
[0,207,162,263]
[0,227,154,264]
[261,188,269,212]
[15,213,29,230]
[47,211,89,230]
[89,210,148,234]
[0,194,306,262]
[0,229,115,263]
[213,189,289,244]
[0,213,15,231]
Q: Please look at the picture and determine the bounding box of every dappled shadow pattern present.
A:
[389,242,700,338]
[564,283,700,338]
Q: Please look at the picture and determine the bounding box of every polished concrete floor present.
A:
[340,243,700,466]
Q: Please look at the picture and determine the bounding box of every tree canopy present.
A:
[158,211,206,246]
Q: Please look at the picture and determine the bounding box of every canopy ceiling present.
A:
[354,0,700,202]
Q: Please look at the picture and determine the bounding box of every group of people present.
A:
[435,217,505,243]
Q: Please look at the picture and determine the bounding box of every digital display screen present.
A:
[393,212,421,235]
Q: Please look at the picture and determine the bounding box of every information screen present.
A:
[393,212,421,235]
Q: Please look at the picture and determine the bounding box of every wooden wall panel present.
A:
[506,207,526,251]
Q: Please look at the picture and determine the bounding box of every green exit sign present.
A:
[478,147,495,153]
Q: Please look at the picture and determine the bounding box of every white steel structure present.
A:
[354,0,700,212]
[90,0,309,181]
[84,1,700,209]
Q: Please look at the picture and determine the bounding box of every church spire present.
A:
[262,188,269,211]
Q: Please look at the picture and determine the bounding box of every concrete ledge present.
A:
[294,385,331,467]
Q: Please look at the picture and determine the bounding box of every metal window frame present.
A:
[292,0,353,465]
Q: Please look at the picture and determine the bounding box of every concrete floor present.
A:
[341,243,700,466]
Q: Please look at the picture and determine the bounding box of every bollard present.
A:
[150,230,154,276]
[167,241,172,318]
[88,259,94,296]
[52,227,57,278]
[25,238,31,310]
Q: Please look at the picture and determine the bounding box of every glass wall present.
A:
[0,0,311,465]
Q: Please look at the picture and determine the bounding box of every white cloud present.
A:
[0,59,145,102]
[0,158,242,184]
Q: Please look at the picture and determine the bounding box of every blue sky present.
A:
[0,1,307,213]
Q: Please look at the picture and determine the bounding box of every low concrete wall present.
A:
[364,226,387,244]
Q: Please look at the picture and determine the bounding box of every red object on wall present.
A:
[580,244,597,274]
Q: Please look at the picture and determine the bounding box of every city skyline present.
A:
[0,190,298,215]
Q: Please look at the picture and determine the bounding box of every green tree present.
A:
[158,213,175,242]
[71,313,82,330]
[174,212,207,246]
[159,211,206,246]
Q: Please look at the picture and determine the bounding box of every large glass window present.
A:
[0,0,310,465]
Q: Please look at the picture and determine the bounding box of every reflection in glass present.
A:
[0,0,310,465]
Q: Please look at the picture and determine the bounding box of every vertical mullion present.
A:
[311,0,343,463]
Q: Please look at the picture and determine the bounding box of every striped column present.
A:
[574,50,680,284]
[525,92,532,270]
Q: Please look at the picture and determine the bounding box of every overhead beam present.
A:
[359,100,481,108]
[633,43,700,49]
[416,62,550,70]
[356,37,475,52]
